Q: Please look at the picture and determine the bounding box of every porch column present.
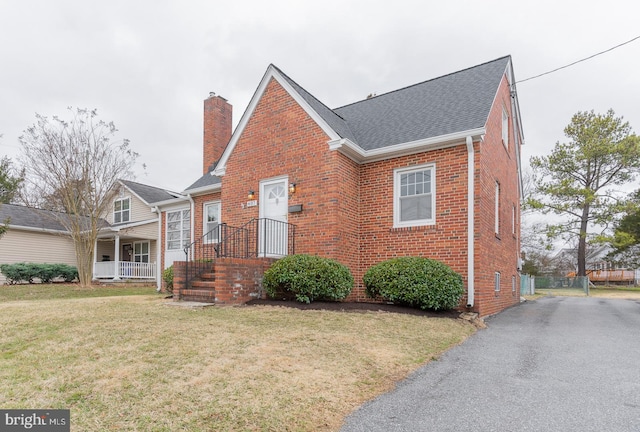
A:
[92,239,98,280]
[113,234,121,280]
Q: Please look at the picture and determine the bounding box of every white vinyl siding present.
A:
[166,209,191,250]
[113,197,130,223]
[0,229,77,284]
[394,164,435,227]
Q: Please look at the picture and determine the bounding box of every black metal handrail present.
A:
[182,218,296,293]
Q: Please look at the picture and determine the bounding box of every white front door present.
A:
[259,178,288,256]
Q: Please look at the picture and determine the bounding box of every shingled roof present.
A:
[120,180,182,204]
[0,203,88,232]
[276,56,511,151]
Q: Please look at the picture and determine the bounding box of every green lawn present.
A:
[0,285,475,431]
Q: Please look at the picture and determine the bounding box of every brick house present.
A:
[163,56,524,316]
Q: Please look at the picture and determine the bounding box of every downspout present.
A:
[187,194,195,253]
[152,206,162,292]
[466,136,475,308]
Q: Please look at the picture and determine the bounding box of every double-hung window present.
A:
[114,197,130,223]
[502,107,509,149]
[394,165,435,227]
[204,202,221,243]
[133,241,150,263]
[167,209,191,250]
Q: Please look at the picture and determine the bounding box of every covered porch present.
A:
[93,233,158,281]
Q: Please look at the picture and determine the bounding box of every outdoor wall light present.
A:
[248,190,255,200]
[288,183,296,195]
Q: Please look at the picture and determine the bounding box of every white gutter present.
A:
[466,135,475,308]
[152,206,162,291]
[187,194,195,249]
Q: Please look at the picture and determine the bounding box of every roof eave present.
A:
[182,183,222,196]
[328,128,486,164]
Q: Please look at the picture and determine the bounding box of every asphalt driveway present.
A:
[341,296,640,432]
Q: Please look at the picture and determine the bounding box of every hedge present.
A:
[0,263,79,284]
[263,254,353,303]
[363,257,463,311]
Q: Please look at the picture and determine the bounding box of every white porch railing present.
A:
[93,261,157,280]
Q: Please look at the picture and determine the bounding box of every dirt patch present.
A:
[246,299,461,318]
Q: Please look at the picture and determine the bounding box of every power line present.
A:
[516,34,640,84]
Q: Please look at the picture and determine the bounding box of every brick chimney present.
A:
[203,92,232,174]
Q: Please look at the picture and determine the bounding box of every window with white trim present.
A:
[394,165,435,227]
[166,209,191,250]
[114,197,130,223]
[133,241,150,263]
[495,182,500,236]
[512,275,516,293]
[204,202,221,243]
[512,204,516,235]
[495,272,501,292]
[502,106,509,149]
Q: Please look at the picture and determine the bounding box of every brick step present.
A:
[190,280,216,289]
[181,289,216,303]
[199,272,216,281]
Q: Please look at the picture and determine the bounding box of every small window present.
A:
[502,107,509,149]
[495,182,500,236]
[512,204,516,235]
[114,197,130,223]
[394,165,435,227]
[495,272,501,292]
[204,202,221,243]
[512,275,517,293]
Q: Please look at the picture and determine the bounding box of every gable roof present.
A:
[183,171,222,194]
[214,56,516,174]
[119,180,182,204]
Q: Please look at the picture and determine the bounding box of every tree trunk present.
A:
[577,204,590,277]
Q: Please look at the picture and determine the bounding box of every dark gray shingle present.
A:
[120,180,181,204]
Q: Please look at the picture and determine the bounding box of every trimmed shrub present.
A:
[0,262,78,284]
[263,254,353,303]
[162,266,174,293]
[363,257,464,311]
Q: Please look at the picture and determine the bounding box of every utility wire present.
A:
[516,34,640,84]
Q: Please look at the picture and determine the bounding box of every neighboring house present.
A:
[0,180,181,286]
[556,246,639,284]
[93,180,182,286]
[0,204,78,284]
[164,55,525,316]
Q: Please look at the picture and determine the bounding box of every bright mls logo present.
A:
[0,410,69,431]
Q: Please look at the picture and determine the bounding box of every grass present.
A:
[0,284,475,431]
[0,283,157,302]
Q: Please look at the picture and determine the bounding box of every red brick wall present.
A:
[191,191,222,242]
[358,146,470,303]
[221,78,347,263]
[473,75,521,316]
[214,257,276,304]
[203,95,232,174]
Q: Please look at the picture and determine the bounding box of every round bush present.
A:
[363,257,464,311]
[263,254,353,303]
[163,266,174,293]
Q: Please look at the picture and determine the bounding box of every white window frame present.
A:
[166,208,191,251]
[495,272,501,292]
[495,182,500,236]
[512,275,516,293]
[512,204,516,235]
[113,197,131,223]
[133,241,150,263]
[502,106,509,149]
[393,164,436,228]
[203,201,221,243]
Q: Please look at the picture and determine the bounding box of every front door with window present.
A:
[259,178,288,256]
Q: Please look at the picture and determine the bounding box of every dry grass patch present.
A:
[0,295,475,431]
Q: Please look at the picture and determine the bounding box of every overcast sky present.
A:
[1,0,639,195]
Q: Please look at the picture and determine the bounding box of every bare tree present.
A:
[19,108,139,286]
